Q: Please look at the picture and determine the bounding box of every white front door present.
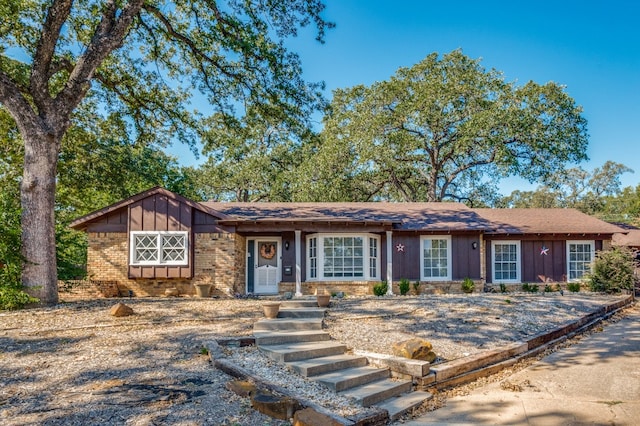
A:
[253,239,280,294]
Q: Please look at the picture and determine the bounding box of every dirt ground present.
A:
[0,294,631,425]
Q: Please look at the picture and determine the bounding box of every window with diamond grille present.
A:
[131,232,188,265]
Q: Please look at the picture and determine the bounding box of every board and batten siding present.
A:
[391,233,481,281]
[484,236,605,283]
[128,194,193,279]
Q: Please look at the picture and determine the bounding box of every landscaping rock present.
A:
[392,338,437,362]
[109,303,134,317]
[226,380,256,397]
[250,389,301,420]
[293,407,344,426]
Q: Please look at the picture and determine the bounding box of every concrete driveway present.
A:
[406,302,640,425]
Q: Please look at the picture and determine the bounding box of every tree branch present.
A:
[0,70,41,134]
[30,0,73,110]
[55,0,145,122]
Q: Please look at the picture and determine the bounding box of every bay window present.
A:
[306,234,380,280]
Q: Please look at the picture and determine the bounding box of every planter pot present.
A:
[316,294,331,307]
[194,283,212,298]
[263,302,281,319]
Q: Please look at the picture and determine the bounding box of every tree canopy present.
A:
[0,0,332,304]
[315,50,589,203]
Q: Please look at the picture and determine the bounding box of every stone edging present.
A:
[358,295,635,390]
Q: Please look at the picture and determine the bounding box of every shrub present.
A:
[499,283,507,293]
[522,283,539,293]
[461,277,474,293]
[544,284,553,293]
[413,280,421,295]
[399,278,410,295]
[588,247,636,293]
[567,282,581,292]
[373,281,388,296]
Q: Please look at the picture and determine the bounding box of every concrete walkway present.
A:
[407,303,640,425]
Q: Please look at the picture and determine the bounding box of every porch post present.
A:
[295,230,302,297]
[386,230,394,295]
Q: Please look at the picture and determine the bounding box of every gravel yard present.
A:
[0,293,630,425]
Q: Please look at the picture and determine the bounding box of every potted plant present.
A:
[193,275,213,298]
[262,302,281,319]
[316,289,331,307]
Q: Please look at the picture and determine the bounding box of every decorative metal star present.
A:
[396,243,405,252]
[540,246,549,256]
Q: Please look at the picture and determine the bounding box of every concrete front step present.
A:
[287,354,369,377]
[377,391,433,421]
[260,341,347,363]
[339,378,413,407]
[278,307,326,319]
[254,330,331,346]
[253,317,323,332]
[281,300,319,308]
[313,366,390,392]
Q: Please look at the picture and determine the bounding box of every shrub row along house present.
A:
[69,187,624,297]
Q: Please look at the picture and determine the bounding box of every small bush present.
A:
[567,282,581,292]
[461,277,474,293]
[499,283,507,293]
[373,281,388,296]
[544,284,553,293]
[399,278,410,295]
[413,280,421,295]
[588,247,636,293]
[522,283,539,293]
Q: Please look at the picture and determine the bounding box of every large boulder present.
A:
[392,338,436,363]
[110,303,134,317]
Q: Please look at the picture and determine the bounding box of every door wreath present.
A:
[260,243,276,259]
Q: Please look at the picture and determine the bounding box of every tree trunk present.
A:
[21,129,60,305]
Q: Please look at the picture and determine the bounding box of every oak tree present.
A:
[319,50,589,203]
[0,0,331,304]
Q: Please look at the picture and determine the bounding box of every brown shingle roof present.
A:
[203,202,493,232]
[475,208,623,235]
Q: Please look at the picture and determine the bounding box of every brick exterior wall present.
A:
[57,280,119,301]
[78,232,244,298]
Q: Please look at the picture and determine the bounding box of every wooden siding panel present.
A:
[392,234,420,280]
[129,202,143,231]
[168,198,181,231]
[142,197,155,231]
[155,195,169,231]
[451,235,481,280]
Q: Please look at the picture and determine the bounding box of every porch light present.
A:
[284,241,290,250]
[471,242,478,250]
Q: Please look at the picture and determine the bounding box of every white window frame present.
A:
[491,240,521,283]
[130,231,189,266]
[566,240,595,282]
[306,233,380,281]
[420,235,452,281]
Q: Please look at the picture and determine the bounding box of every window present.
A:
[492,241,520,283]
[567,241,595,281]
[306,234,380,280]
[130,231,188,266]
[420,236,452,281]
[308,237,317,279]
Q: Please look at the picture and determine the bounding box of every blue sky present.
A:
[179,0,640,195]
